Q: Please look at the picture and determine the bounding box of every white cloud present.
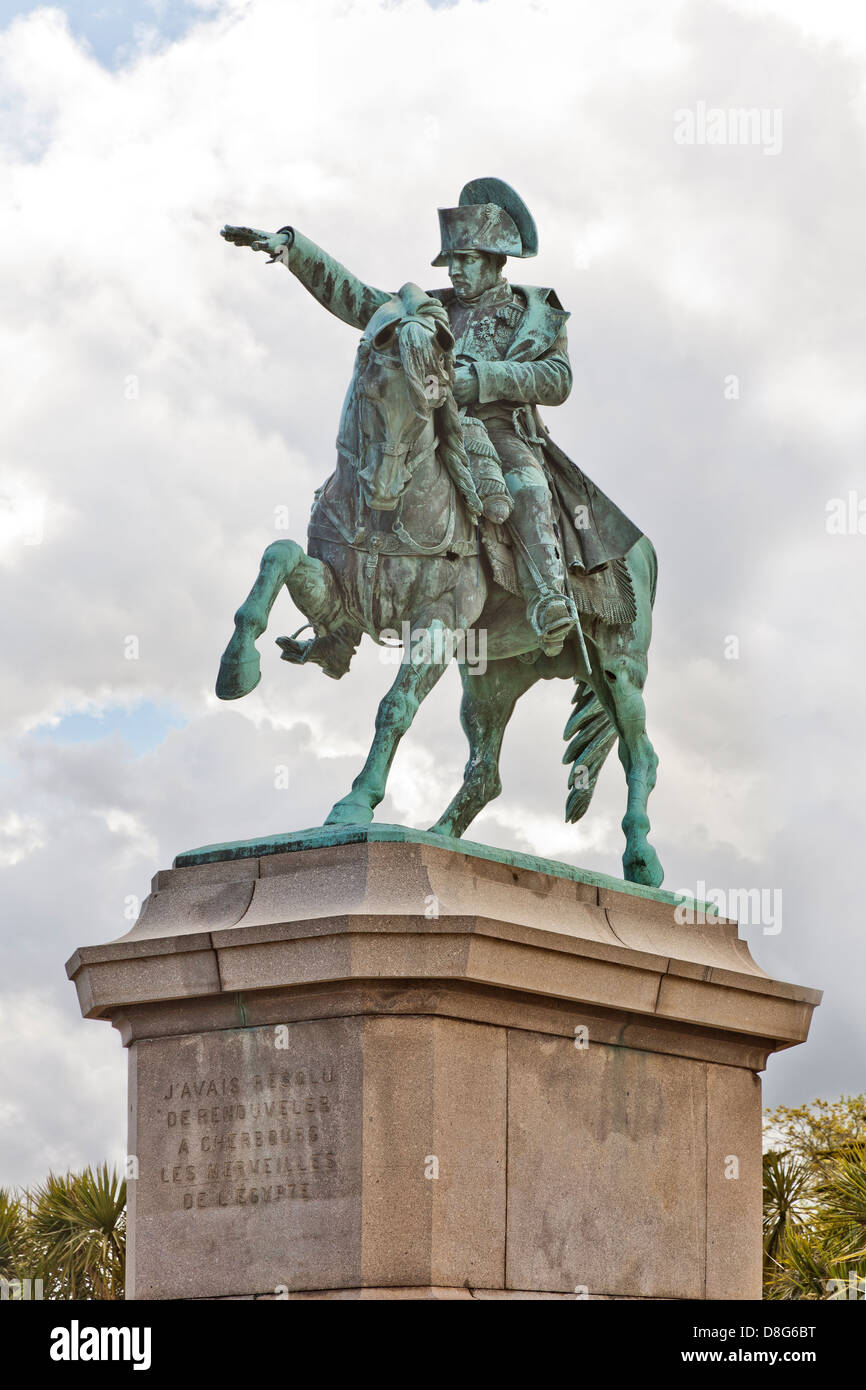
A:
[1,0,864,1186]
[0,991,125,1186]
[0,811,46,866]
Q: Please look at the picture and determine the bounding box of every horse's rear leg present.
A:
[592,543,662,886]
[325,625,451,825]
[430,657,540,839]
[216,540,338,699]
[595,649,662,886]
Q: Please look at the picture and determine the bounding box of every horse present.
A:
[216,283,663,887]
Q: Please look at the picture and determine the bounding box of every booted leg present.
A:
[485,425,576,655]
[325,622,451,825]
[430,657,540,838]
[216,541,341,699]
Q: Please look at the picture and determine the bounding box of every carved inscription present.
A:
[159,1062,340,1210]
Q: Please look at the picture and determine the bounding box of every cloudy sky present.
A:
[1,0,864,1189]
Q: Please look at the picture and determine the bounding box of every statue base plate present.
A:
[66,826,820,1300]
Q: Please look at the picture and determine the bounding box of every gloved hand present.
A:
[452,366,479,406]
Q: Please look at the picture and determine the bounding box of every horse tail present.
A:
[645,536,659,607]
[562,681,617,823]
[563,534,656,822]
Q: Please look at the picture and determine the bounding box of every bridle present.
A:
[350,327,445,510]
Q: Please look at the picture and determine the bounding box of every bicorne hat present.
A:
[431,177,538,267]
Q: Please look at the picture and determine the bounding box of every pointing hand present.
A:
[221,226,290,262]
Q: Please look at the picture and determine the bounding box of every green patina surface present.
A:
[172,822,712,915]
[214,178,665,889]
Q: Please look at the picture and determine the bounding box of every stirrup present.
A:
[275,625,357,681]
[276,623,314,666]
[529,593,577,656]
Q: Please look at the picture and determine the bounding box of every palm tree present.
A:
[0,1188,28,1287]
[763,1099,866,1300]
[817,1144,866,1264]
[762,1150,814,1268]
[764,1224,843,1300]
[26,1164,126,1300]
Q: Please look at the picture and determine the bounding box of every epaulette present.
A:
[498,300,526,330]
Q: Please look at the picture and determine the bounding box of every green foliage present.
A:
[763,1096,866,1300]
[0,1188,29,1282]
[762,1151,814,1265]
[764,1094,866,1159]
[0,1165,125,1300]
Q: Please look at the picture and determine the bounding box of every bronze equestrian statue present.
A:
[216,178,663,886]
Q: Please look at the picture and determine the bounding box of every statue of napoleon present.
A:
[217,178,663,886]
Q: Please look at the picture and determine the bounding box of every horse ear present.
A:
[372,323,397,350]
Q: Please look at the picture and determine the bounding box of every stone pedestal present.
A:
[66,825,820,1301]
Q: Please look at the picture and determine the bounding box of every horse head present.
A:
[352,283,457,512]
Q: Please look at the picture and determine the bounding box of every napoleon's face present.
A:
[446,249,502,301]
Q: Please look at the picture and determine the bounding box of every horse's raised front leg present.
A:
[216,540,338,699]
[325,622,451,825]
[430,656,540,839]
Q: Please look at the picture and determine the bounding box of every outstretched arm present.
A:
[221,224,390,330]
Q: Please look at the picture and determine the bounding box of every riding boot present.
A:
[276,626,360,680]
[505,472,577,656]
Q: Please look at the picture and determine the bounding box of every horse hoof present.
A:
[215,655,261,700]
[427,820,461,841]
[324,799,374,826]
[623,844,664,889]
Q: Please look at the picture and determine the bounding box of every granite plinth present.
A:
[66,826,820,1300]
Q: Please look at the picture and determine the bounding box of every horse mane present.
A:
[436,389,483,522]
[394,300,482,522]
